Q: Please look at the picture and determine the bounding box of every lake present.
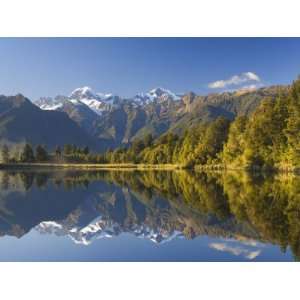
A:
[0,169,298,261]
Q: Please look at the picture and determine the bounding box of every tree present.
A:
[285,78,300,166]
[222,116,248,166]
[1,144,10,163]
[241,96,288,169]
[71,144,77,154]
[132,139,145,154]
[144,133,153,147]
[11,147,21,163]
[194,117,230,165]
[55,146,62,158]
[63,144,72,156]
[177,125,205,165]
[35,145,48,162]
[83,146,90,155]
[20,143,35,162]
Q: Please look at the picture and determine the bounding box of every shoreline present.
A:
[0,163,183,171]
[194,164,300,175]
[0,162,299,174]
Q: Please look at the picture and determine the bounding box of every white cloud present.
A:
[208,72,261,89]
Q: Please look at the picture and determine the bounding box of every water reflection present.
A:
[0,169,299,261]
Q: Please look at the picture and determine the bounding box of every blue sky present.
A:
[0,38,299,100]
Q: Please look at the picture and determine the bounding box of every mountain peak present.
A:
[148,87,181,101]
[133,87,181,104]
[149,87,168,96]
[70,86,97,100]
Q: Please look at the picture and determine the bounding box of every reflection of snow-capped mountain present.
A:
[36,217,183,246]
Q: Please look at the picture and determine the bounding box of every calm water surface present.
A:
[0,169,298,261]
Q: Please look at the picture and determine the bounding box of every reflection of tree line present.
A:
[70,170,251,241]
[83,170,300,260]
[221,172,300,261]
[1,170,300,259]
[96,171,232,220]
[0,171,103,191]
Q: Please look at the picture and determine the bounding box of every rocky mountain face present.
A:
[34,85,287,150]
[0,94,98,150]
[0,85,287,151]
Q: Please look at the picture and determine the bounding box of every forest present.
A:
[102,76,300,172]
[1,76,300,172]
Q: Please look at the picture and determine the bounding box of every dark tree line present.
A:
[0,143,92,163]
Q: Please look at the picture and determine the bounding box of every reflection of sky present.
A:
[33,216,271,262]
[36,220,262,261]
[0,170,295,262]
[0,228,292,262]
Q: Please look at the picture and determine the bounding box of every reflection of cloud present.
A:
[208,72,261,89]
[209,242,261,260]
[223,237,264,248]
[238,239,261,248]
[246,250,261,260]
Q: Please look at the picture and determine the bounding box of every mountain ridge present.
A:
[0,94,98,150]
[0,84,288,151]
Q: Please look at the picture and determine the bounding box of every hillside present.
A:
[34,85,287,150]
[0,94,98,150]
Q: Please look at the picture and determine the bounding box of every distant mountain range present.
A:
[0,85,287,151]
[0,94,96,149]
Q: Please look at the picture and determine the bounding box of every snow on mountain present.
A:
[35,86,183,116]
[35,87,114,116]
[69,86,114,116]
[148,87,181,101]
[69,86,99,100]
[35,96,67,110]
[77,98,105,116]
[133,87,182,104]
[69,87,115,102]
[97,92,113,100]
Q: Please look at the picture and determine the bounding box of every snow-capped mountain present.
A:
[69,86,120,115]
[36,86,182,114]
[36,95,69,110]
[133,87,181,105]
[69,86,101,101]
[33,85,282,151]
[34,86,183,148]
[36,87,119,116]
